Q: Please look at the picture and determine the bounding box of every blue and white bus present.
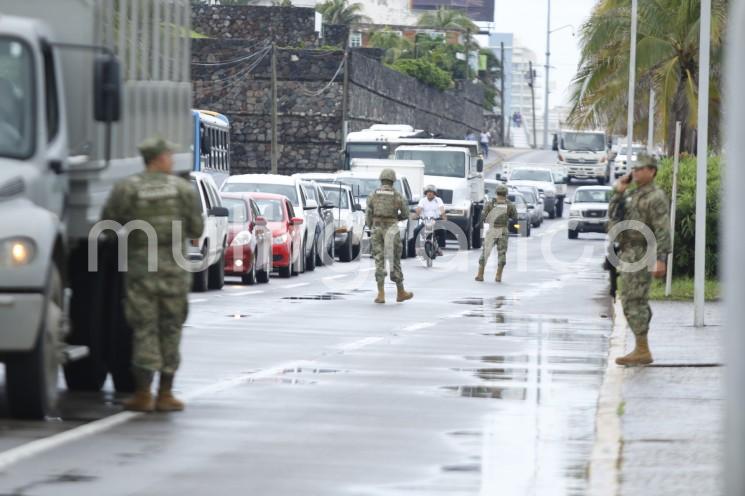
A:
[192,109,230,187]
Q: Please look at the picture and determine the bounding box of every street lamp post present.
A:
[543,0,551,150]
[626,0,638,175]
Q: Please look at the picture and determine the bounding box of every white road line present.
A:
[322,274,349,281]
[402,322,435,332]
[188,298,208,304]
[281,282,309,289]
[334,336,384,352]
[229,290,263,297]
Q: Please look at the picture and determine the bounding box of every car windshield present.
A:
[508,194,526,207]
[510,169,553,182]
[337,178,403,197]
[561,132,605,152]
[320,187,350,208]
[221,198,248,223]
[395,150,466,178]
[619,146,646,155]
[574,189,612,203]
[254,199,284,221]
[517,189,537,203]
[0,39,34,159]
[222,182,299,206]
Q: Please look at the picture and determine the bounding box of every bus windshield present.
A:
[395,150,466,178]
[0,39,34,159]
[561,132,606,152]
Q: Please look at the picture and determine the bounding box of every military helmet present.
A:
[139,135,177,163]
[424,184,437,194]
[496,184,509,196]
[379,168,397,183]
[633,152,658,170]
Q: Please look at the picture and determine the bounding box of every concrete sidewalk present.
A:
[590,300,724,495]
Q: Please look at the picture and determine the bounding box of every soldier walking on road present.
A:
[102,137,204,412]
[367,169,414,304]
[475,184,517,283]
[609,153,670,366]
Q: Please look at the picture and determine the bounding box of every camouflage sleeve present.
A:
[396,191,408,221]
[180,180,204,239]
[608,190,624,221]
[101,181,130,225]
[365,193,375,227]
[479,200,492,225]
[508,202,518,220]
[649,189,671,258]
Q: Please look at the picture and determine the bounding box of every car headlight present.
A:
[570,210,581,218]
[0,238,36,267]
[273,233,288,245]
[230,231,252,247]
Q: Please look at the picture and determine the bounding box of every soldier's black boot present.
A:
[123,368,155,412]
[156,373,185,412]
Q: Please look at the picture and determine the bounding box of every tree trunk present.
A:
[667,75,693,155]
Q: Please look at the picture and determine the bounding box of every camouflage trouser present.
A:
[619,246,653,337]
[124,281,189,374]
[372,223,403,284]
[479,227,508,267]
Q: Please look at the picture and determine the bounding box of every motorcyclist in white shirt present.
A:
[414,185,447,256]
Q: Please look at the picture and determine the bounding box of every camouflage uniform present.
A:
[366,169,413,303]
[477,186,517,281]
[609,181,671,337]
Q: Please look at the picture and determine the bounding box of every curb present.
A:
[587,299,628,496]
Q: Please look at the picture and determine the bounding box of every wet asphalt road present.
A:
[0,150,614,495]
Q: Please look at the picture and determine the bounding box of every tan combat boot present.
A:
[156,373,185,412]
[123,368,155,412]
[396,284,413,302]
[474,265,485,282]
[615,335,654,366]
[374,282,386,304]
[495,265,504,283]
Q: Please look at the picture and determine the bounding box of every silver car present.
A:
[515,186,544,228]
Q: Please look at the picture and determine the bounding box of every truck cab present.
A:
[557,129,610,184]
[394,144,484,249]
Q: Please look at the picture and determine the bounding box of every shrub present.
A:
[390,58,453,91]
[655,155,721,278]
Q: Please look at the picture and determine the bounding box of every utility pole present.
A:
[341,37,350,156]
[542,0,551,150]
[271,42,278,175]
[528,61,537,148]
[626,0,638,178]
[647,88,655,153]
[500,42,506,146]
[694,0,712,327]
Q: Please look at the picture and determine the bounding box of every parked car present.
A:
[222,174,321,273]
[514,185,544,227]
[568,186,613,239]
[613,144,646,178]
[189,172,229,292]
[300,179,336,265]
[319,183,366,262]
[507,167,558,218]
[250,193,304,277]
[219,193,272,285]
[507,191,531,237]
[294,172,338,184]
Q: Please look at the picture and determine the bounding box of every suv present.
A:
[300,179,336,265]
[507,167,559,219]
[190,172,230,292]
[319,183,366,262]
[568,186,613,239]
[222,174,322,272]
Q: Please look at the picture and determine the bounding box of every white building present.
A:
[248,0,418,25]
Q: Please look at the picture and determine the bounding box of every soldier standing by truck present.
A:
[475,184,517,283]
[366,169,414,304]
[102,137,204,412]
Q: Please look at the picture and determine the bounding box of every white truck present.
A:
[349,158,425,201]
[394,144,485,249]
[556,129,610,184]
[0,0,193,418]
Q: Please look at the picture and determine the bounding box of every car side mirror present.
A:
[476,159,484,173]
[322,201,335,209]
[527,204,535,209]
[93,55,122,123]
[353,203,363,212]
[209,206,229,217]
[495,173,502,181]
[291,217,304,225]
[255,216,268,227]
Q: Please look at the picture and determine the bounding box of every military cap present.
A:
[633,152,658,170]
[496,184,508,196]
[379,168,396,183]
[139,135,177,163]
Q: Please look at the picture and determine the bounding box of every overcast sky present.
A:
[489,0,599,107]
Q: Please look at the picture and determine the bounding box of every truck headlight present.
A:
[1,238,36,267]
[570,210,581,218]
[230,231,252,246]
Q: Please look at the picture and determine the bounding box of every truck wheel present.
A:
[339,233,353,262]
[6,266,62,419]
[472,222,483,249]
[466,223,473,250]
[192,265,209,292]
[548,207,556,220]
[556,198,564,218]
[208,253,225,290]
[568,229,579,239]
[242,255,258,285]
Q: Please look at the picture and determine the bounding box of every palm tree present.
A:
[368,29,414,64]
[416,6,478,33]
[568,0,727,154]
[316,0,370,26]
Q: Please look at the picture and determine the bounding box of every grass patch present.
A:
[648,277,720,301]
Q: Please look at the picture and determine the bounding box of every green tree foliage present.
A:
[368,29,414,64]
[391,59,453,91]
[655,155,721,278]
[416,6,477,33]
[316,0,370,25]
[568,0,727,155]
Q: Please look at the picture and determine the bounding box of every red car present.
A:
[220,193,273,284]
[248,193,304,278]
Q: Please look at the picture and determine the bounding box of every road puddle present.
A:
[282,292,346,300]
[441,385,528,400]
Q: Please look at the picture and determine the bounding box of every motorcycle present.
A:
[415,217,439,268]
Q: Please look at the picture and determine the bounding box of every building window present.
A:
[350,32,362,47]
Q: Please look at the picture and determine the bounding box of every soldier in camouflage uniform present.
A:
[608,153,670,366]
[475,184,517,282]
[366,169,414,304]
[102,136,204,412]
